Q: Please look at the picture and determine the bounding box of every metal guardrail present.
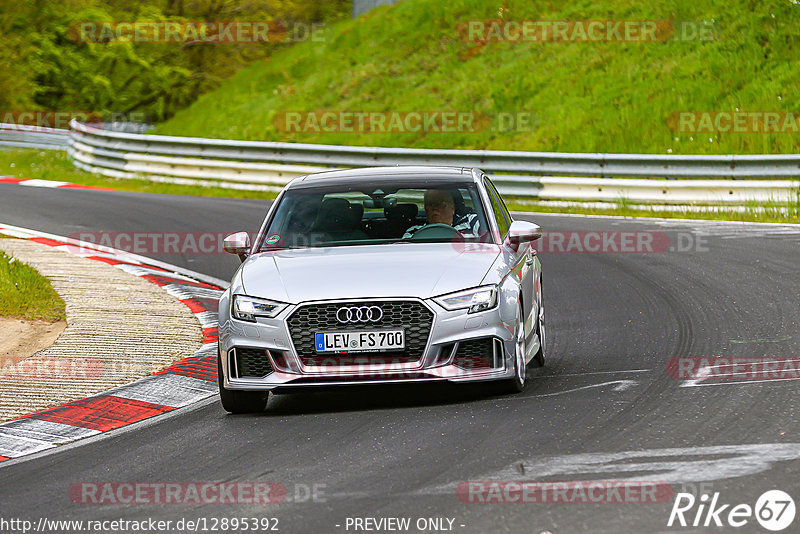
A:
[66,121,800,204]
[0,123,70,151]
[68,120,800,180]
[2,120,799,204]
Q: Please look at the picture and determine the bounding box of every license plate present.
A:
[315,330,405,353]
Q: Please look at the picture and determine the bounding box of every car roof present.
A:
[287,166,479,190]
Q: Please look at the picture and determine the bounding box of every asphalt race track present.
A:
[2,183,800,533]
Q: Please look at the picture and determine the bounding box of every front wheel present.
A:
[532,276,546,367]
[218,354,269,414]
[497,302,527,394]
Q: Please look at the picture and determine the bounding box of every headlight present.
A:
[232,295,288,322]
[434,285,497,314]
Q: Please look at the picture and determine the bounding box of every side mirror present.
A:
[505,221,542,251]
[223,232,251,262]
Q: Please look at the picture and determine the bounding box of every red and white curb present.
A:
[0,176,112,191]
[0,223,227,464]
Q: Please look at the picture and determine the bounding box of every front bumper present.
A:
[218,296,518,391]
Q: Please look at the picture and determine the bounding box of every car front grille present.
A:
[231,347,274,378]
[287,300,434,367]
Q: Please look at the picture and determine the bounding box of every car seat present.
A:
[312,198,368,241]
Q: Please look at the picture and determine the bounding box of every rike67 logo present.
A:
[668,490,795,531]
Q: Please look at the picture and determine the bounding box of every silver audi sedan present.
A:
[217,166,546,413]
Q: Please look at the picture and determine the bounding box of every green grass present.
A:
[0,250,66,322]
[154,0,800,156]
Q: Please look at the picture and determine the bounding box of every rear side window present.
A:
[484,178,511,237]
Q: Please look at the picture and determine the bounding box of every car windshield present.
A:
[258,182,491,250]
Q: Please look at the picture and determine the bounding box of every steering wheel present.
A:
[409,223,462,240]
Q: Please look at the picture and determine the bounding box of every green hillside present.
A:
[0,0,349,122]
[155,0,800,155]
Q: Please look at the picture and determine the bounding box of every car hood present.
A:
[240,243,501,303]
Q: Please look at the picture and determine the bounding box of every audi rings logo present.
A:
[336,306,384,323]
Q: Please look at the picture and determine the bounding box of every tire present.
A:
[497,301,527,394]
[218,353,269,414]
[532,275,546,367]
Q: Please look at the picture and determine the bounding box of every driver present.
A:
[403,189,479,239]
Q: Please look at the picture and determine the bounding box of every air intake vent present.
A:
[231,347,274,378]
[453,338,499,370]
